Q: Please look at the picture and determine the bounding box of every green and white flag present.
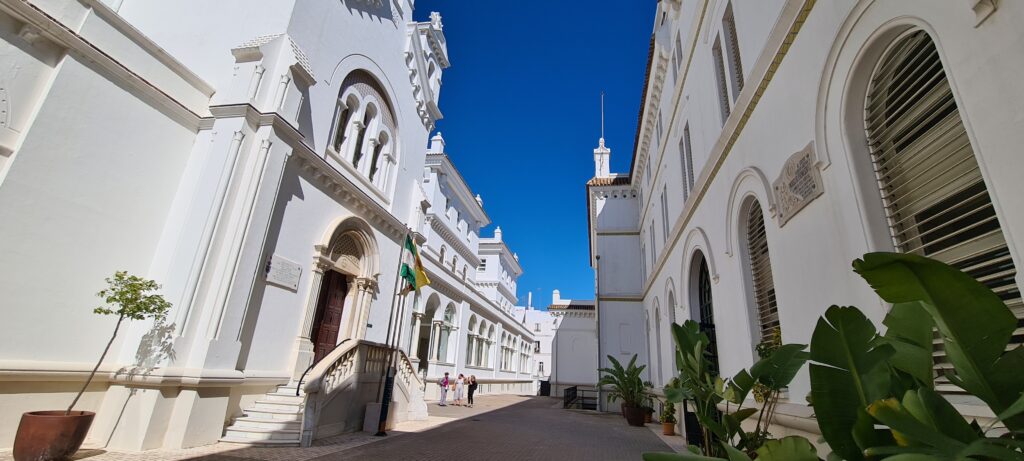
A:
[399,235,430,294]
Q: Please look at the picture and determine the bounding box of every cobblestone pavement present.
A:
[0,395,676,461]
[311,396,675,461]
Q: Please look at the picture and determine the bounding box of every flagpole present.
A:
[375,229,412,436]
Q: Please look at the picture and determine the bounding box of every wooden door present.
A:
[313,271,348,363]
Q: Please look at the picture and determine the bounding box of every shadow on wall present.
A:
[341,0,396,24]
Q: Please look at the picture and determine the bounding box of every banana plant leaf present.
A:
[854,252,1024,431]
[754,436,821,461]
[809,305,894,461]
[750,343,809,390]
[877,301,935,388]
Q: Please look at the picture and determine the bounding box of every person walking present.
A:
[453,373,465,406]
[439,372,450,406]
[467,375,478,408]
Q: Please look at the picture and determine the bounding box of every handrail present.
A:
[563,385,578,409]
[296,339,351,396]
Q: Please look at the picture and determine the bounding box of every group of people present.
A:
[438,372,478,407]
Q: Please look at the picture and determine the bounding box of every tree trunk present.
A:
[67,315,124,415]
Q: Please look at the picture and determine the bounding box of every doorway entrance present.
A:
[311,270,349,363]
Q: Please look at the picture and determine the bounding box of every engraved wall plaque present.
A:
[266,254,303,291]
[773,143,824,227]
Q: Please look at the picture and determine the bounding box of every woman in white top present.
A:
[453,373,465,406]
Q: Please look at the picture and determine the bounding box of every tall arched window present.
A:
[653,302,663,385]
[466,315,478,366]
[436,305,455,363]
[865,31,1021,367]
[330,71,399,193]
[743,199,779,343]
[476,322,486,366]
[690,252,719,375]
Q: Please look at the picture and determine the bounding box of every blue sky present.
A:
[416,2,653,308]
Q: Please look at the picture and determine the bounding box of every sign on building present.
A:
[773,142,824,226]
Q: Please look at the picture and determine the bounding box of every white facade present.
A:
[0,0,538,452]
[408,134,537,399]
[547,290,599,396]
[588,0,1024,442]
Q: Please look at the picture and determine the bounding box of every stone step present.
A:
[218,435,301,447]
[276,383,305,396]
[222,426,301,442]
[231,416,301,431]
[263,391,305,403]
[253,400,303,412]
[243,408,303,421]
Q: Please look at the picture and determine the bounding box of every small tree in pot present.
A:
[662,402,677,436]
[598,354,651,426]
[14,271,171,461]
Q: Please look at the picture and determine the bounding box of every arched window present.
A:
[331,71,398,192]
[689,251,719,375]
[331,96,358,153]
[487,326,495,368]
[476,322,486,366]
[439,245,446,262]
[653,300,663,385]
[743,199,778,343]
[352,105,375,168]
[865,31,1020,367]
[436,305,456,363]
[466,315,478,366]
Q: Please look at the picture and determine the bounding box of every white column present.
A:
[354,278,376,340]
[359,138,378,176]
[409,312,424,359]
[274,74,292,111]
[345,120,364,164]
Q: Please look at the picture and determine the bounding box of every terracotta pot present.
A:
[662,421,676,436]
[623,405,647,427]
[14,411,95,461]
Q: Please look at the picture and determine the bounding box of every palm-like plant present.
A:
[598,354,649,408]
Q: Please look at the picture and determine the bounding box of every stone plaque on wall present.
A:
[266,254,302,291]
[773,143,824,227]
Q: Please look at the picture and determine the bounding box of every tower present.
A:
[594,92,611,178]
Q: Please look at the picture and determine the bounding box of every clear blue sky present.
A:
[416,2,653,308]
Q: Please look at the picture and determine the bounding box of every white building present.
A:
[0,0,534,452]
[410,133,537,400]
[588,0,1024,445]
[547,290,599,397]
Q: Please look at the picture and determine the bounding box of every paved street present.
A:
[311,396,674,461]
[1,395,676,461]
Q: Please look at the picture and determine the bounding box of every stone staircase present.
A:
[220,383,304,446]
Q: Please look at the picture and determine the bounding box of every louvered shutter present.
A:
[865,31,1022,388]
[745,201,779,341]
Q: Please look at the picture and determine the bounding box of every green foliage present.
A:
[809,252,1024,459]
[68,271,172,414]
[663,401,677,424]
[599,354,650,408]
[650,320,808,459]
[94,271,173,320]
[645,251,1024,460]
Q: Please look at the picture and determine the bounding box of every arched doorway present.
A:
[300,217,379,372]
[416,294,440,371]
[689,251,719,375]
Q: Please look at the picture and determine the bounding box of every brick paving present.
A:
[311,396,675,461]
[0,395,676,461]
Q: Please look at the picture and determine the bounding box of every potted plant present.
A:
[644,404,654,424]
[13,271,171,461]
[598,354,650,427]
[662,402,677,435]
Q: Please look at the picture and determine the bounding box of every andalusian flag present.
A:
[399,235,430,293]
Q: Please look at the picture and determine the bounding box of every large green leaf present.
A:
[720,443,752,461]
[754,436,820,461]
[867,397,966,453]
[854,252,1024,430]
[900,387,979,444]
[809,305,894,461]
[878,302,935,387]
[751,343,809,390]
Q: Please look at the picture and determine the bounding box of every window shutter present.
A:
[745,201,779,341]
[722,3,744,99]
[712,37,731,124]
[865,31,1022,388]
